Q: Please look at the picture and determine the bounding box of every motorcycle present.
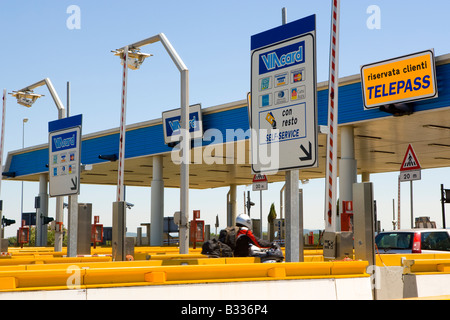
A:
[249,243,284,263]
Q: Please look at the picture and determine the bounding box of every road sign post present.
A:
[250,15,318,173]
[252,174,268,191]
[441,184,449,229]
[49,114,82,257]
[253,174,268,239]
[48,115,82,197]
[399,144,422,228]
[251,14,317,263]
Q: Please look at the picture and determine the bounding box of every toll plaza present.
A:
[1,5,450,301]
[0,50,449,299]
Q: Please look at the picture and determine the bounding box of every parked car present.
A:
[375,229,450,254]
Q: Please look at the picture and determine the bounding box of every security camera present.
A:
[126,202,134,209]
[112,48,152,70]
[10,91,44,108]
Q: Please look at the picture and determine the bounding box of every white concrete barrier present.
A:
[404,274,450,299]
[0,277,373,300]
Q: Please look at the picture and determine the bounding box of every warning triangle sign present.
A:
[400,144,421,171]
[253,174,268,183]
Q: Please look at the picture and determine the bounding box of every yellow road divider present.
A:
[403,259,450,274]
[0,260,369,292]
[0,256,112,267]
[403,295,450,300]
[376,253,450,267]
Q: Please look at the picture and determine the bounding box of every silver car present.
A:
[375,229,450,254]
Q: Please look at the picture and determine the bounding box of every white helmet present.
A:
[236,214,252,229]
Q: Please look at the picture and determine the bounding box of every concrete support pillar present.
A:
[54,197,64,252]
[228,184,237,227]
[112,201,126,261]
[361,172,371,182]
[285,170,300,262]
[150,156,164,246]
[67,195,79,257]
[36,173,49,247]
[339,126,357,231]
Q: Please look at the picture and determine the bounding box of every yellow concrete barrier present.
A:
[81,261,368,287]
[145,253,205,260]
[0,256,112,267]
[26,260,163,270]
[403,295,450,300]
[0,277,18,290]
[403,259,450,274]
[0,269,86,290]
[376,253,450,267]
[0,260,369,292]
[7,246,323,256]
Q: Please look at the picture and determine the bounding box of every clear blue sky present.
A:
[1,1,450,237]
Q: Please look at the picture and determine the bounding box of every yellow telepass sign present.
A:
[361,50,438,110]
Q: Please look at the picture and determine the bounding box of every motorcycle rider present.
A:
[234,213,273,257]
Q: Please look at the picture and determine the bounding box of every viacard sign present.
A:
[361,50,438,110]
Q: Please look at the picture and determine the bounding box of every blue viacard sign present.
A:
[259,41,305,75]
[162,104,203,144]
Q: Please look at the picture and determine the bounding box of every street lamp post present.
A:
[20,118,28,236]
[11,78,66,250]
[114,33,190,254]
[13,78,66,118]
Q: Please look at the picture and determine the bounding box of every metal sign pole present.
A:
[0,90,6,196]
[111,46,129,261]
[179,68,190,254]
[117,46,128,202]
[260,190,263,239]
[0,90,6,240]
[67,195,78,257]
[56,81,71,252]
[398,175,401,230]
[441,184,447,229]
[410,181,414,229]
[285,170,300,262]
[392,199,396,230]
[280,8,301,263]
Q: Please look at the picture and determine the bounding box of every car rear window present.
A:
[421,232,450,251]
[375,232,413,250]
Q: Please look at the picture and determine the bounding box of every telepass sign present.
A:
[361,50,438,110]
